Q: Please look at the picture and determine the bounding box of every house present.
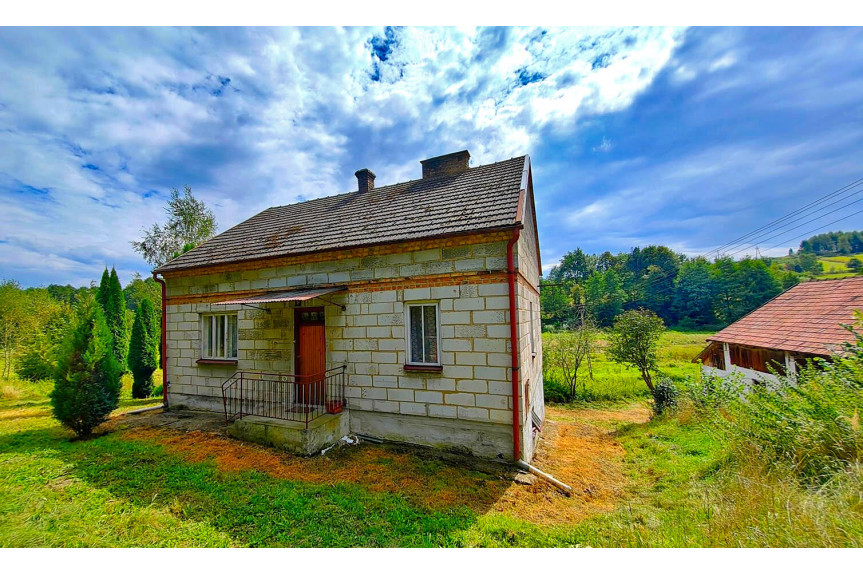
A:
[695,276,863,383]
[152,150,544,462]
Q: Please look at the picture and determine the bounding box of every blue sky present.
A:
[2,26,863,287]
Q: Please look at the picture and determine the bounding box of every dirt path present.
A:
[492,402,650,525]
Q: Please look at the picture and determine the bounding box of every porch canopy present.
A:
[214,286,347,309]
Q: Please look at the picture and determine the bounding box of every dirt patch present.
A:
[0,406,51,421]
[120,425,511,513]
[549,404,651,426]
[114,404,647,527]
[489,405,644,525]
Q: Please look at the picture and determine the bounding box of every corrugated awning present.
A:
[215,286,346,306]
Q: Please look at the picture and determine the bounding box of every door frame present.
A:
[294,306,326,381]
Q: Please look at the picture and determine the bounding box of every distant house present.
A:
[696,276,863,383]
[153,150,544,462]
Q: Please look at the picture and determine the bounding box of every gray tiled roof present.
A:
[155,155,528,273]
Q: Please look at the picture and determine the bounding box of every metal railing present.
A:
[221,365,346,428]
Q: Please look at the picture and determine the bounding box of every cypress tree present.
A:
[104,267,129,371]
[129,298,158,398]
[96,268,110,310]
[50,299,121,437]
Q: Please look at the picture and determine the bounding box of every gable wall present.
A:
[513,191,544,460]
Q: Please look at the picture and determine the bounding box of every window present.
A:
[529,301,536,357]
[406,303,439,365]
[202,314,238,360]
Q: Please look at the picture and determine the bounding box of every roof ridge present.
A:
[267,155,527,211]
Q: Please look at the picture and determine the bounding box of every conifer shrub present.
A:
[128,298,158,399]
[96,267,129,372]
[49,299,121,438]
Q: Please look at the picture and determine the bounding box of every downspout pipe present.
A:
[506,227,521,462]
[152,272,168,408]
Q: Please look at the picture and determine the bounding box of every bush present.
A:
[543,376,571,404]
[725,352,863,484]
[683,372,744,413]
[16,336,56,381]
[50,300,122,438]
[651,377,679,416]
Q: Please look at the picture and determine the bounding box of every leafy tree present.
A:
[123,273,163,311]
[847,258,862,271]
[539,281,572,329]
[584,269,625,327]
[50,298,121,437]
[548,248,594,282]
[672,258,716,327]
[606,308,665,391]
[0,280,28,378]
[543,315,596,401]
[132,185,217,267]
[15,289,69,381]
[625,246,681,321]
[128,298,159,398]
[46,283,95,305]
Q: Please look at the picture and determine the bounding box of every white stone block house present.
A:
[153,150,544,462]
[695,276,863,384]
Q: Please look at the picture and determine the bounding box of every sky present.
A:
[2,26,863,288]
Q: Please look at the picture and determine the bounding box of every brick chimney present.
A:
[355,168,376,193]
[420,150,470,179]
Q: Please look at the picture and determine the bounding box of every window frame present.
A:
[404,302,442,367]
[200,313,239,361]
[529,301,536,358]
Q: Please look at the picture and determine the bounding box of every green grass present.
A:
[542,330,709,402]
[2,334,861,547]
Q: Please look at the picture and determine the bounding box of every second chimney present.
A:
[420,150,470,179]
[355,168,376,193]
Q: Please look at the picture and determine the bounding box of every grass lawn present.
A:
[541,330,709,402]
[1,332,861,547]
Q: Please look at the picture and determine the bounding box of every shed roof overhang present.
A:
[214,286,347,310]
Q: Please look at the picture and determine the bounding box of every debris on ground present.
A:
[321,434,360,455]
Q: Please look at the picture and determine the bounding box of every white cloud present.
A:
[0,26,686,286]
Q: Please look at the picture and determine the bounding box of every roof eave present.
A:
[154,223,523,276]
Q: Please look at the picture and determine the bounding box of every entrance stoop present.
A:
[227,412,349,455]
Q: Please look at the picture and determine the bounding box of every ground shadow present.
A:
[0,419,511,547]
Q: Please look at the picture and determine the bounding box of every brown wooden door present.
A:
[295,308,326,407]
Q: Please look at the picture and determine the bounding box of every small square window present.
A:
[406,303,440,365]
[202,314,238,360]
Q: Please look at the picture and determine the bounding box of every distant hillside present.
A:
[771,253,863,280]
[799,230,863,255]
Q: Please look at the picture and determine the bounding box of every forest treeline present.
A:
[0,274,162,380]
[542,230,863,331]
[799,230,863,255]
[540,246,802,330]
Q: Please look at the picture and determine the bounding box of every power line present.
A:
[700,177,863,260]
[543,175,863,307]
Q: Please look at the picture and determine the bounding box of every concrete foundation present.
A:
[349,409,513,460]
[227,412,349,456]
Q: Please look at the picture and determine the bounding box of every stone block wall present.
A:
[161,231,539,460]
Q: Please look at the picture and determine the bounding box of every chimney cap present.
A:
[419,150,470,166]
[355,168,376,193]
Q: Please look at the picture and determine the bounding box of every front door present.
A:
[295,307,326,407]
